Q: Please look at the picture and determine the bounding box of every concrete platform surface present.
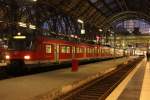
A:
[0,57,134,100]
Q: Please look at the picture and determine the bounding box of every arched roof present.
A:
[1,0,150,30]
[41,0,150,29]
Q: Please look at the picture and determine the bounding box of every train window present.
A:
[88,48,90,53]
[72,46,75,53]
[99,49,101,54]
[67,47,70,53]
[91,48,92,53]
[81,48,84,53]
[92,48,94,54]
[89,48,91,53]
[8,38,34,51]
[79,48,81,53]
[61,45,70,53]
[76,47,79,53]
[91,48,93,53]
[95,49,97,53]
[86,48,88,53]
[61,46,66,53]
[46,45,52,53]
[83,48,85,53]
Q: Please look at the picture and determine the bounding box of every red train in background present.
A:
[4,35,124,71]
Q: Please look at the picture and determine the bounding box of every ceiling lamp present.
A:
[32,0,37,2]
[18,22,27,28]
[77,19,84,24]
[81,29,85,34]
[99,29,103,32]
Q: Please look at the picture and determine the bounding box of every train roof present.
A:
[40,36,102,47]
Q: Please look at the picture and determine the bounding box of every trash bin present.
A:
[72,59,78,72]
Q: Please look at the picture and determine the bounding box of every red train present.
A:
[4,35,123,70]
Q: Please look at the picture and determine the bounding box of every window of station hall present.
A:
[114,19,150,35]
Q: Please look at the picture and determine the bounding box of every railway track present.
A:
[61,57,143,100]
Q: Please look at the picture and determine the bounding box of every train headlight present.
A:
[24,55,30,60]
[5,55,10,60]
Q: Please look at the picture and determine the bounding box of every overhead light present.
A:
[32,0,37,2]
[75,35,78,38]
[29,24,36,29]
[93,40,97,42]
[96,36,100,39]
[13,36,26,39]
[18,22,27,28]
[81,29,85,34]
[99,29,103,32]
[17,32,21,36]
[77,19,84,24]
[111,31,115,34]
[149,28,150,33]
[70,34,74,38]
[3,37,8,40]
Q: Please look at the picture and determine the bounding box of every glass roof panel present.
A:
[110,3,117,8]
[89,0,98,3]
[104,0,114,4]
[114,19,150,34]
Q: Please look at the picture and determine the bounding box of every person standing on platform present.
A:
[146,52,150,61]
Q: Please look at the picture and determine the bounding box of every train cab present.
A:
[5,35,38,67]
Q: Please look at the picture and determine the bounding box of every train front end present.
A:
[5,35,36,72]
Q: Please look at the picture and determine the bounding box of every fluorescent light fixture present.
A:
[111,31,114,34]
[81,29,85,34]
[29,24,36,29]
[77,19,84,24]
[3,37,8,40]
[33,0,37,1]
[93,40,97,42]
[18,22,27,27]
[13,36,26,39]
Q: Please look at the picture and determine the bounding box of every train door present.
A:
[84,47,86,58]
[54,44,59,63]
[72,46,75,59]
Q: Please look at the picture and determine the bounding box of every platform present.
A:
[0,57,134,100]
[106,57,150,100]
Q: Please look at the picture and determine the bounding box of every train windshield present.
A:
[8,37,35,51]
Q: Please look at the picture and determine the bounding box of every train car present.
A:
[4,34,122,72]
[0,41,6,63]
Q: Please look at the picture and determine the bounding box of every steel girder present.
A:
[100,11,150,29]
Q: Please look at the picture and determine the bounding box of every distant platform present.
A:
[106,58,150,100]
